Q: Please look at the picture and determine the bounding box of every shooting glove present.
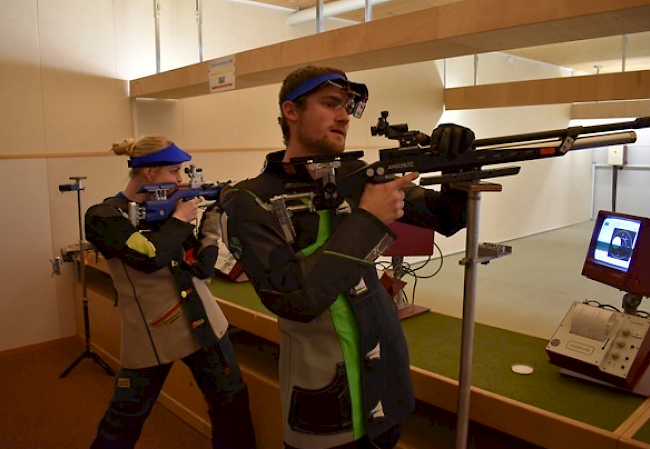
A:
[430,123,475,160]
[198,202,222,251]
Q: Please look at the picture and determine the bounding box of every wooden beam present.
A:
[444,70,650,110]
[572,100,650,119]
[130,0,650,99]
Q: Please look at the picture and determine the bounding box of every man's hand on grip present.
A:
[360,172,419,225]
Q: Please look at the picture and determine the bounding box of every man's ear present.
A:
[281,101,299,123]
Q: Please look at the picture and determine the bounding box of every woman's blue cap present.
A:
[128,143,192,168]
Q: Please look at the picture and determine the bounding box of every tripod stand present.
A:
[59,176,114,379]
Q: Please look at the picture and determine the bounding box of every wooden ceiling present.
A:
[250,0,650,74]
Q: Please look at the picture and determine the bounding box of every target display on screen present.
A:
[583,210,650,296]
[594,218,640,271]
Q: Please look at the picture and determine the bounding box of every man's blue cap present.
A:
[128,143,192,168]
[281,72,369,118]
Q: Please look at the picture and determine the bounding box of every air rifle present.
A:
[128,165,229,226]
[363,111,650,186]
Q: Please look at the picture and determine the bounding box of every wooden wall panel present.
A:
[572,100,650,119]
[444,71,650,110]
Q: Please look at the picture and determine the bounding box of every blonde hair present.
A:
[111,135,173,158]
[112,135,175,177]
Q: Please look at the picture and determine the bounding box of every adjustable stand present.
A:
[453,181,508,449]
[59,177,115,378]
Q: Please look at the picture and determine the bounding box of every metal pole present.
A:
[154,0,161,73]
[612,166,619,212]
[196,0,203,62]
[455,189,481,449]
[444,59,447,88]
[316,0,324,33]
[76,185,91,351]
[365,0,372,21]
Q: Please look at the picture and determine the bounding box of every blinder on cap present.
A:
[281,72,369,119]
[128,143,192,168]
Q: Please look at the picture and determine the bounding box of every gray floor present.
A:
[396,221,632,340]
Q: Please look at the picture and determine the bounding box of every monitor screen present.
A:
[582,210,650,297]
[592,216,640,272]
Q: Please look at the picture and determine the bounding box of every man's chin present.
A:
[326,137,346,153]
[312,143,345,156]
[297,134,346,156]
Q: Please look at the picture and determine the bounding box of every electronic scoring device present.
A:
[582,210,650,297]
[546,210,650,395]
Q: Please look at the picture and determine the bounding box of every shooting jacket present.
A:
[221,151,467,449]
[85,195,228,369]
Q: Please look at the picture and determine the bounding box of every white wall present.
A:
[591,121,650,218]
[439,53,589,254]
[442,51,579,89]
[0,0,133,351]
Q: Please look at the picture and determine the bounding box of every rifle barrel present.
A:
[475,117,649,148]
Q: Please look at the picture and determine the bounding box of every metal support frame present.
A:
[154,0,161,73]
[612,165,620,212]
[453,181,504,449]
[196,0,204,62]
[316,0,324,32]
[365,0,372,21]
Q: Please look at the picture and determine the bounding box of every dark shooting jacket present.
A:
[85,195,228,369]
[221,151,467,448]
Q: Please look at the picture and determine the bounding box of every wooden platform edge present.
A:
[617,397,650,448]
[411,365,619,449]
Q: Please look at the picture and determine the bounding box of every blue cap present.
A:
[281,72,369,118]
[128,143,192,168]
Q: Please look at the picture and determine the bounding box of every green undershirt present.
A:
[298,209,365,440]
